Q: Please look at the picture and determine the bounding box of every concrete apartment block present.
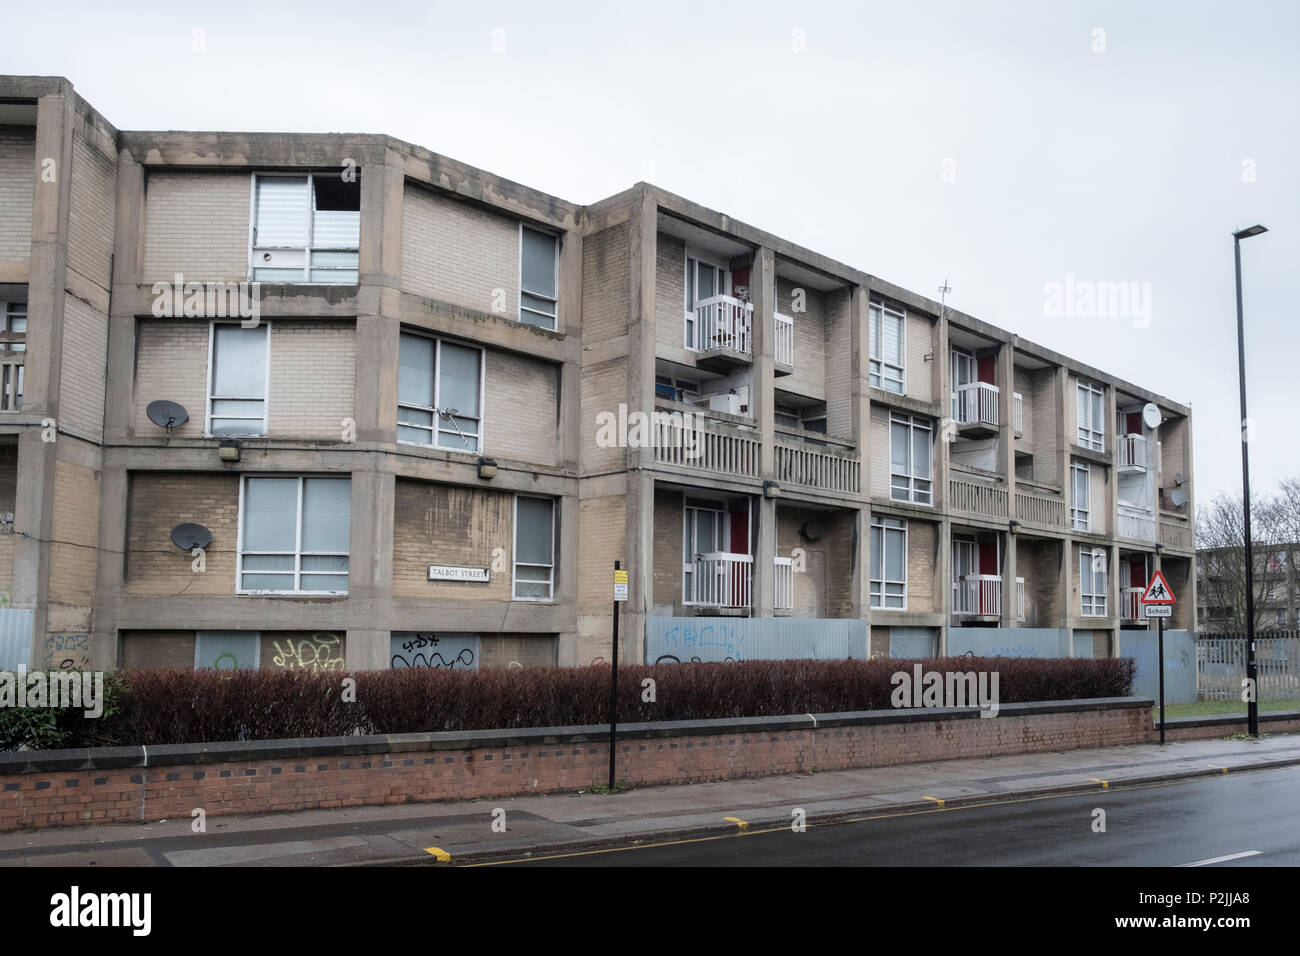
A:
[0,75,1196,675]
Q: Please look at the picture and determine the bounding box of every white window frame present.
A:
[237,476,351,595]
[889,412,933,505]
[1077,380,1105,451]
[869,302,906,394]
[870,516,908,610]
[1070,461,1091,531]
[1080,546,1107,617]
[248,172,360,284]
[205,320,271,437]
[519,224,559,330]
[513,495,556,602]
[950,346,976,420]
[682,503,731,604]
[683,250,729,351]
[396,331,486,453]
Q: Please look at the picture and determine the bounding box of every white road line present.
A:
[1178,850,1262,867]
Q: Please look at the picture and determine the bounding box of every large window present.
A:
[0,300,25,411]
[890,413,933,505]
[1070,462,1090,531]
[1080,546,1107,616]
[397,332,484,451]
[869,302,905,393]
[251,173,360,283]
[238,477,351,594]
[520,226,558,329]
[208,322,269,436]
[870,516,908,609]
[514,496,555,601]
[1077,380,1105,451]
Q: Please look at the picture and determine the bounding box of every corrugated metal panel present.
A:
[946,627,1069,659]
[1127,629,1198,704]
[646,616,867,664]
[0,608,34,671]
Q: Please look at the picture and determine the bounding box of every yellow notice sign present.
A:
[614,569,628,601]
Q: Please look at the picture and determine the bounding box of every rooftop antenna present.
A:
[938,278,952,319]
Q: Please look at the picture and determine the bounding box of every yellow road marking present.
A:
[723,816,749,831]
[461,772,1257,866]
[1088,777,1109,788]
[424,846,451,862]
[922,796,945,808]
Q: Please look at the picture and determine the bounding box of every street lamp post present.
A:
[1233,224,1267,737]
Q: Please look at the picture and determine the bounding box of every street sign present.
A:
[1141,570,1176,604]
[1143,604,1172,618]
[613,569,628,602]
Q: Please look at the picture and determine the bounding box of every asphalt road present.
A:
[484,765,1300,867]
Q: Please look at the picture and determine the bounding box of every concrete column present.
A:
[752,246,776,617]
[90,466,129,670]
[104,152,144,442]
[623,192,658,662]
[1108,542,1120,657]
[1104,383,1117,538]
[1054,365,1069,490]
[936,306,952,653]
[345,468,395,670]
[999,345,1017,626]
[354,157,404,444]
[849,287,871,626]
[1061,537,1074,652]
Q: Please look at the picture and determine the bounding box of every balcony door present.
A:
[685,253,729,350]
[951,348,975,420]
[683,503,727,603]
[953,536,976,612]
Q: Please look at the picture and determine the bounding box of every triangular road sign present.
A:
[1141,570,1176,604]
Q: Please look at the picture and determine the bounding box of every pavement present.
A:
[1,732,1298,867]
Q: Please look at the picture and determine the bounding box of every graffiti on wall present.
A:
[42,632,90,670]
[269,633,344,672]
[389,633,478,669]
[657,622,744,662]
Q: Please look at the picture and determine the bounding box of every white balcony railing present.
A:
[1119,434,1147,471]
[775,312,794,368]
[953,575,1025,618]
[1013,392,1024,435]
[1121,587,1145,622]
[953,382,1000,427]
[950,475,1009,518]
[954,574,1001,616]
[1117,506,1156,541]
[0,351,23,412]
[685,552,752,609]
[652,405,760,477]
[774,556,794,610]
[694,295,752,355]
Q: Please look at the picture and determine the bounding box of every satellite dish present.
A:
[1174,472,1186,486]
[801,521,824,543]
[1141,403,1162,429]
[147,400,189,430]
[170,522,213,550]
[1169,490,1189,508]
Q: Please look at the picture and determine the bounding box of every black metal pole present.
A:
[1234,236,1259,736]
[1158,614,1166,745]
[608,561,620,789]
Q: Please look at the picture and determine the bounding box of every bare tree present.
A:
[1196,483,1295,633]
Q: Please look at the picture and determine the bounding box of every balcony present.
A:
[692,295,752,371]
[685,552,752,609]
[1015,482,1066,530]
[1159,519,1194,550]
[0,329,23,412]
[1117,505,1155,541]
[775,556,794,610]
[953,382,999,437]
[950,472,1009,518]
[1118,434,1147,473]
[652,401,760,478]
[1121,587,1146,623]
[775,432,861,494]
[1013,392,1024,436]
[954,575,1025,619]
[774,312,794,375]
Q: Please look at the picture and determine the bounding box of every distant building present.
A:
[1197,544,1297,633]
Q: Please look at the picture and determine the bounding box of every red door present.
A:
[729,505,750,607]
[1129,558,1147,588]
[978,539,999,614]
[1125,412,1142,436]
[977,356,996,384]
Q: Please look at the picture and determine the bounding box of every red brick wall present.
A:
[0,701,1160,832]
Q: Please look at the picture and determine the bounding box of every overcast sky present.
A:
[8,0,1295,506]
